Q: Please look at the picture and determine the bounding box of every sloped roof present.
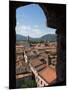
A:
[38,67,57,84]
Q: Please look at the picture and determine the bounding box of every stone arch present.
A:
[9,1,66,89]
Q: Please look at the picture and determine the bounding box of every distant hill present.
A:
[41,34,57,42]
[16,34,27,41]
[16,34,57,42]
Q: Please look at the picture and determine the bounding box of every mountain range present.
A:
[16,34,57,42]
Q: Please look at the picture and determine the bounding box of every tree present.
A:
[21,79,37,88]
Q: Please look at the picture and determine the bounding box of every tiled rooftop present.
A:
[30,59,42,67]
[38,67,57,84]
[16,42,57,85]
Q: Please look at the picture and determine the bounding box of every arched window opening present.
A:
[15,4,57,88]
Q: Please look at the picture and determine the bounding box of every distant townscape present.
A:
[16,34,57,88]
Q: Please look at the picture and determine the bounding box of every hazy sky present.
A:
[16,4,56,38]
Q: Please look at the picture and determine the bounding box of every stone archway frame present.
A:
[9,1,66,89]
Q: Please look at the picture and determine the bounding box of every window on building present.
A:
[44,84,45,87]
[37,78,39,81]
[41,81,42,84]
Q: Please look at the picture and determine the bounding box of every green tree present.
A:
[21,79,37,88]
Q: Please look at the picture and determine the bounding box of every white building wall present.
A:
[29,64,49,87]
[24,53,28,63]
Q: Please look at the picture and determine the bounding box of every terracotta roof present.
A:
[30,59,42,67]
[35,64,47,72]
[38,67,57,84]
[16,45,24,48]
[16,73,32,79]
[16,60,28,67]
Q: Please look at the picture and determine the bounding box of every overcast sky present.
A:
[16,4,56,38]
